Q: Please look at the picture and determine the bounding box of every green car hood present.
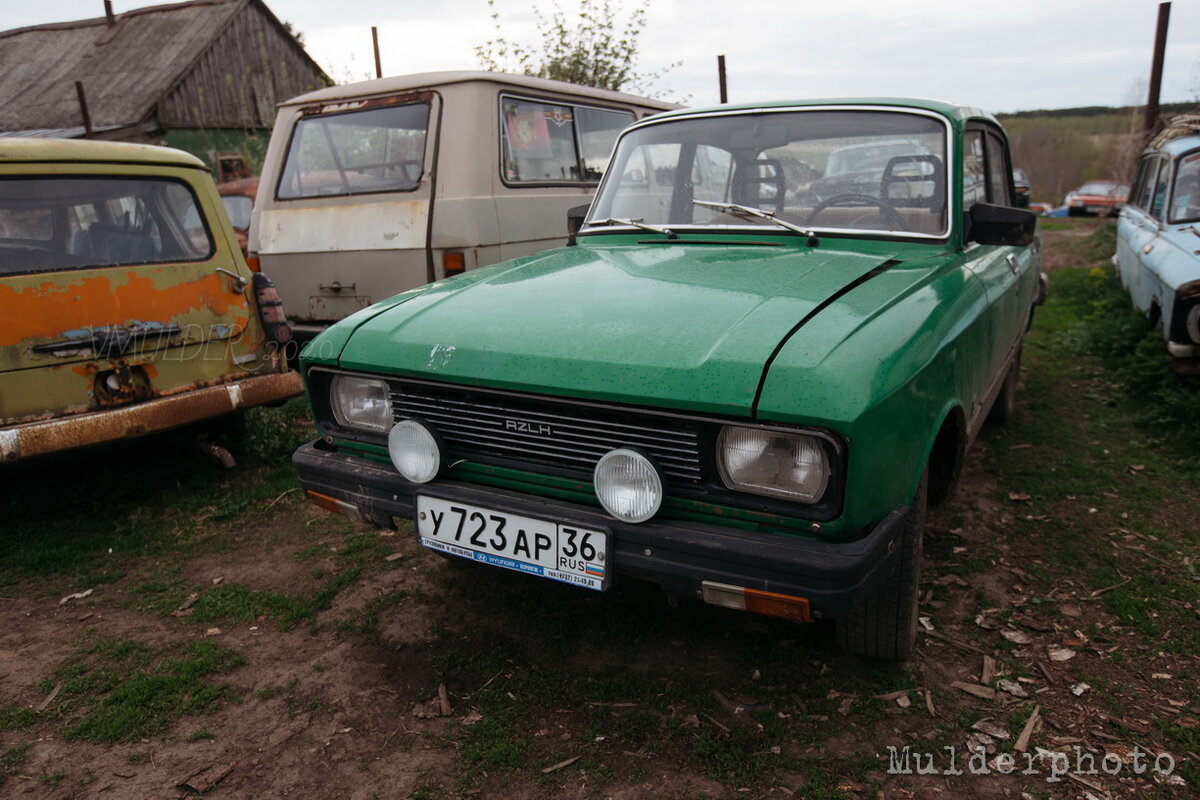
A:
[337,241,897,416]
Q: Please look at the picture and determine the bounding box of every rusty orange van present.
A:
[0,138,302,464]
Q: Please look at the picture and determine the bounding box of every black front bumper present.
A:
[293,440,908,619]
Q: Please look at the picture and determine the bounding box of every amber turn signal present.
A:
[701,581,812,622]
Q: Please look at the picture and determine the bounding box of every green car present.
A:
[294,98,1044,660]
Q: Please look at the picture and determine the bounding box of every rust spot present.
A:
[0,270,249,347]
[92,363,154,408]
[9,371,303,460]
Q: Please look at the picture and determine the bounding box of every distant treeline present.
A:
[995,102,1198,204]
[998,101,1195,121]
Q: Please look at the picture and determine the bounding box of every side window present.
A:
[500,96,635,185]
[1169,151,1200,223]
[1130,157,1158,211]
[1148,159,1171,220]
[984,133,1012,206]
[501,98,581,183]
[575,107,635,181]
[963,131,986,207]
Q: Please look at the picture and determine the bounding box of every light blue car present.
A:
[1115,121,1200,372]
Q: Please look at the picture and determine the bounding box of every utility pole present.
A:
[717,55,728,104]
[1143,2,1170,136]
[372,26,382,79]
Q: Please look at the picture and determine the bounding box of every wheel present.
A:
[804,193,907,230]
[986,351,1020,425]
[837,468,926,660]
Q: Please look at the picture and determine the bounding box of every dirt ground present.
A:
[1,223,1196,800]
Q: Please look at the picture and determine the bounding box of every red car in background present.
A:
[217,176,259,257]
[1064,179,1129,216]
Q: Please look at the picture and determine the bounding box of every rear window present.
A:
[0,176,213,276]
[277,99,430,199]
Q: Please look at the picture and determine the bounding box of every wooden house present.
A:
[0,0,330,176]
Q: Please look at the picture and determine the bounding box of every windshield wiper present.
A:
[692,200,819,246]
[586,217,678,239]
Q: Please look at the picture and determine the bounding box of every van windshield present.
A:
[277,100,430,199]
[0,176,212,276]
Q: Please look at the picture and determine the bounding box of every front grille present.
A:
[390,381,704,483]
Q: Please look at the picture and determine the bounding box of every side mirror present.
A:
[566,204,590,246]
[967,202,1037,247]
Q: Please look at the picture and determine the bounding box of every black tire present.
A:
[837,468,926,660]
[986,353,1020,425]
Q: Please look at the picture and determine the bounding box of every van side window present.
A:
[277,100,430,199]
[501,96,634,184]
[576,106,638,180]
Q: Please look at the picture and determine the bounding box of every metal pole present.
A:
[372,26,382,79]
[75,81,94,139]
[717,55,727,104]
[1143,2,1170,136]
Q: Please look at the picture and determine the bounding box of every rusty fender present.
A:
[0,371,303,462]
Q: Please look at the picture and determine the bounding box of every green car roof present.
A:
[642,97,999,128]
[0,137,206,169]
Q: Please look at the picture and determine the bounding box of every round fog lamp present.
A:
[593,448,662,523]
[388,420,441,484]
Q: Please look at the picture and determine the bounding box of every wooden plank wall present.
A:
[159,4,326,129]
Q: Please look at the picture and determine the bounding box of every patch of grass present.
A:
[38,768,66,787]
[0,707,38,731]
[1047,227,1200,463]
[1,742,31,787]
[336,589,410,637]
[186,727,216,742]
[0,398,315,593]
[189,583,295,625]
[45,636,245,744]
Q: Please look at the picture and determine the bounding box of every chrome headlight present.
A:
[717,426,830,503]
[330,374,392,433]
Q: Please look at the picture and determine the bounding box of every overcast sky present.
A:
[20,0,1200,114]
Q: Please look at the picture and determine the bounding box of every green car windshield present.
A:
[588,108,949,238]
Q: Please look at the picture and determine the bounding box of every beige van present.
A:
[250,71,676,335]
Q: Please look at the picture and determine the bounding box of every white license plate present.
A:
[416,495,610,591]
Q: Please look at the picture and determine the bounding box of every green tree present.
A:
[475,0,673,94]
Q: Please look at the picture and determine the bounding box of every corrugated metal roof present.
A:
[0,0,245,130]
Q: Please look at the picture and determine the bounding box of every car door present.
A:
[1121,155,1172,320]
[960,126,1031,399]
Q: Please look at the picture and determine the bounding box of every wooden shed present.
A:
[0,0,330,175]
